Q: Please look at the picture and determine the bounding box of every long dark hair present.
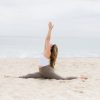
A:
[50,44,58,68]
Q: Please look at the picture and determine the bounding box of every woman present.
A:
[19,22,87,80]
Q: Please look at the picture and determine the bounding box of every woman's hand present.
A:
[48,22,54,30]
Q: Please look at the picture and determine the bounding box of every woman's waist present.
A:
[38,64,49,68]
[39,65,54,72]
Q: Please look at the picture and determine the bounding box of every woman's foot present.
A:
[78,75,88,81]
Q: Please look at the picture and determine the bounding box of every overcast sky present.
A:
[0,0,100,37]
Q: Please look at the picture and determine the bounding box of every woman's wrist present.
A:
[48,29,52,31]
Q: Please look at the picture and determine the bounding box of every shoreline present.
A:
[0,56,100,59]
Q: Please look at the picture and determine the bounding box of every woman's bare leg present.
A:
[19,72,42,79]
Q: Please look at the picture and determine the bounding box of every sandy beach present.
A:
[0,58,100,100]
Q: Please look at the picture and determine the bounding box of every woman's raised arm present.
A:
[44,22,54,54]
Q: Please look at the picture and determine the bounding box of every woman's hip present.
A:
[39,65,54,76]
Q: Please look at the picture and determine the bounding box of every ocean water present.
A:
[0,36,100,58]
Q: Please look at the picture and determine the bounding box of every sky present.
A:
[0,0,100,37]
